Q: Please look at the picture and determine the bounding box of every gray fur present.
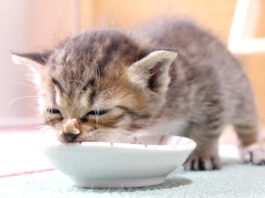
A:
[13,18,265,170]
[131,18,261,170]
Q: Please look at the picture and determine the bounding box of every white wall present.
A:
[0,0,74,123]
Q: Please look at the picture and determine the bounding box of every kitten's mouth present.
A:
[61,131,100,143]
[62,133,79,142]
[60,136,93,143]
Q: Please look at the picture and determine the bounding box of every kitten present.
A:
[12,18,265,170]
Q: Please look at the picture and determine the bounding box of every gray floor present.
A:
[1,161,265,198]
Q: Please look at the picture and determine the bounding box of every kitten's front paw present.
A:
[241,142,265,165]
[183,151,221,171]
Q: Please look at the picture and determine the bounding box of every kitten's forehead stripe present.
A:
[82,78,95,92]
[94,34,125,78]
[51,78,64,93]
[90,90,96,105]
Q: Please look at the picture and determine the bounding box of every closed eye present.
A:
[81,109,110,122]
[47,108,63,121]
[85,109,110,117]
[47,108,61,114]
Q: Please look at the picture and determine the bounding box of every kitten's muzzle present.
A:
[62,132,79,142]
[62,119,81,142]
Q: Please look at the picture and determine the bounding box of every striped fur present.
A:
[12,18,265,169]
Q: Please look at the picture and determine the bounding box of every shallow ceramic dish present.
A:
[43,136,196,188]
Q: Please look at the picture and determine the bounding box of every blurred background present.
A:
[1,0,265,129]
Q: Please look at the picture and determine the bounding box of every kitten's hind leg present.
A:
[234,122,265,165]
[232,81,265,165]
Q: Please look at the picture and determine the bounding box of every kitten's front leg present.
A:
[183,118,224,171]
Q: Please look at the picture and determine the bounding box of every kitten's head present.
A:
[12,30,177,143]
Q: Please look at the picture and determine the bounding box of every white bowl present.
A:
[43,136,196,188]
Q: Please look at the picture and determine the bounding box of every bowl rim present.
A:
[43,136,196,152]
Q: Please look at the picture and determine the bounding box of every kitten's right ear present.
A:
[11,52,51,87]
[11,52,50,68]
[128,50,177,93]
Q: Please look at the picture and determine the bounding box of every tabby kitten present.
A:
[12,18,265,170]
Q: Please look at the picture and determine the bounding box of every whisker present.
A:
[12,81,36,88]
[95,104,99,128]
[96,66,100,81]
[87,130,99,139]
[8,95,38,108]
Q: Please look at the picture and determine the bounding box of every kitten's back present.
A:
[132,18,255,123]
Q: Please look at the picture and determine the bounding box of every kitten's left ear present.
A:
[128,50,177,93]
[11,52,51,86]
[11,52,50,68]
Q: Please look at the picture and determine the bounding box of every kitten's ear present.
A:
[128,50,177,93]
[11,52,50,67]
[11,52,51,86]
